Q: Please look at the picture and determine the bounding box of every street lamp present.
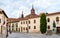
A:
[6,23,8,38]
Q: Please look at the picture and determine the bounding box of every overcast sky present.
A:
[0,0,60,18]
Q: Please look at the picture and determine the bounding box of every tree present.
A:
[53,21,56,28]
[40,13,47,34]
[53,21,56,31]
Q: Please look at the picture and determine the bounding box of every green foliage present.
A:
[40,13,47,34]
[53,21,56,28]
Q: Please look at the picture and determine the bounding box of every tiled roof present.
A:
[46,12,60,16]
[7,18,20,23]
[0,8,8,18]
[8,12,60,23]
[25,14,39,19]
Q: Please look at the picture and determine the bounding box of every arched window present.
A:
[29,20,30,24]
[0,19,1,23]
[47,18,50,22]
[34,20,36,23]
[29,26,30,29]
[48,26,50,29]
[16,23,18,27]
[23,28,25,30]
[26,21,27,24]
[21,22,22,24]
[34,26,36,29]
[56,17,59,22]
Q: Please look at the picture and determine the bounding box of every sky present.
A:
[0,0,60,18]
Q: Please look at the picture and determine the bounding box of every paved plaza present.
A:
[0,32,60,38]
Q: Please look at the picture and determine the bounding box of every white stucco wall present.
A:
[0,14,7,34]
[28,17,40,33]
[46,14,60,30]
[18,13,60,33]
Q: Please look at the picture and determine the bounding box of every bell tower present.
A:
[31,5,35,14]
[21,11,24,18]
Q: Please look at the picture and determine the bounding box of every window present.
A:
[34,20,36,23]
[9,25,10,31]
[9,25,10,27]
[56,17,59,22]
[29,20,30,24]
[21,27,22,31]
[16,23,18,27]
[3,21,5,25]
[12,25,14,27]
[47,18,50,22]
[23,21,25,24]
[48,26,50,29]
[26,21,27,24]
[0,11,2,14]
[21,22,22,24]
[16,28,17,31]
[29,26,30,29]
[23,28,25,30]
[12,24,14,31]
[0,19,1,23]
[34,26,36,29]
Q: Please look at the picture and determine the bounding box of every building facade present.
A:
[18,6,60,33]
[8,6,60,33]
[0,8,8,34]
[8,18,20,32]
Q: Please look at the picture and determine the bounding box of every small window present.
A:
[26,27,27,30]
[16,28,17,31]
[23,28,25,30]
[34,20,36,23]
[23,21,25,24]
[29,20,30,24]
[26,21,27,24]
[0,19,1,23]
[0,11,2,14]
[29,26,30,29]
[48,26,50,29]
[21,22,22,24]
[9,25,10,27]
[34,26,36,29]
[47,18,50,22]
[56,17,59,22]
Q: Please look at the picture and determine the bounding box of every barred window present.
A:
[56,17,59,22]
[29,26,30,29]
[29,20,30,24]
[34,26,36,29]
[0,19,1,23]
[48,26,50,29]
[21,22,22,24]
[47,18,50,22]
[26,21,27,24]
[16,23,18,27]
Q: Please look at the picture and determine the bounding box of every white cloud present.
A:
[0,0,60,18]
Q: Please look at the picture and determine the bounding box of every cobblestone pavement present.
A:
[0,32,60,38]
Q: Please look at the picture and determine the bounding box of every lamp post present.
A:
[1,25,2,34]
[6,23,8,38]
